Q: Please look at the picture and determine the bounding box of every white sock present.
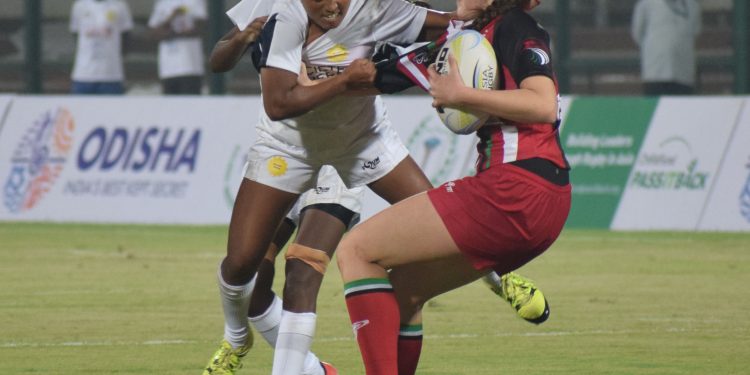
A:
[250,299,323,375]
[272,311,317,375]
[249,294,283,347]
[217,266,256,349]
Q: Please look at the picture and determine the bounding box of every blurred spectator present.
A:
[631,0,702,96]
[148,0,207,95]
[69,0,134,95]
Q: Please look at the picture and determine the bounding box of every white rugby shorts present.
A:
[285,165,365,229]
[244,117,409,193]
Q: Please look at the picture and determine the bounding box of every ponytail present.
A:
[471,0,528,31]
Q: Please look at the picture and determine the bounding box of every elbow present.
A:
[535,101,559,124]
[264,102,293,121]
[209,59,230,74]
[208,51,231,73]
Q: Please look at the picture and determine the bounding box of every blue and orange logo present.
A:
[4,108,75,213]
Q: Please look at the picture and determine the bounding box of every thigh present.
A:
[390,255,485,319]
[224,178,299,284]
[295,208,347,254]
[338,192,462,280]
[368,155,432,204]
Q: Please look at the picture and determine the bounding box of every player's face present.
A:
[302,0,350,30]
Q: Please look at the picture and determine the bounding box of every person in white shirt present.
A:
[631,0,702,95]
[69,0,133,94]
[149,0,208,95]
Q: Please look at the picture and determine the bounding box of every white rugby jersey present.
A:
[148,0,207,79]
[70,0,133,82]
[251,0,427,149]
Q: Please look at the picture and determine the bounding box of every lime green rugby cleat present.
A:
[202,337,253,375]
[484,272,550,324]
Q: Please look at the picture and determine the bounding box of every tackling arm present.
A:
[208,16,267,73]
[261,59,376,121]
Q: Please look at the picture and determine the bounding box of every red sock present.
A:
[344,279,400,375]
[397,327,423,375]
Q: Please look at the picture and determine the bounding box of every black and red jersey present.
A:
[475,8,568,172]
[376,8,570,174]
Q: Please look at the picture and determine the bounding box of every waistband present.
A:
[509,158,569,186]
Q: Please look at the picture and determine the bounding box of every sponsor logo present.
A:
[740,157,750,222]
[306,65,346,80]
[314,186,331,194]
[3,108,75,213]
[62,126,200,200]
[445,181,456,193]
[267,156,288,177]
[528,48,550,65]
[351,319,370,339]
[474,62,496,90]
[76,126,200,172]
[326,43,349,63]
[362,156,380,170]
[629,137,709,190]
[413,51,429,65]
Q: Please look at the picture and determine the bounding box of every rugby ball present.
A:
[434,29,498,134]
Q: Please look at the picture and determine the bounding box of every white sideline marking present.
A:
[2,339,196,348]
[1,327,722,349]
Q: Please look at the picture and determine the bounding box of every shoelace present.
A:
[502,276,535,307]
[212,346,244,371]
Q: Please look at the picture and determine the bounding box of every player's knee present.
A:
[220,257,256,285]
[336,236,381,281]
[335,237,359,272]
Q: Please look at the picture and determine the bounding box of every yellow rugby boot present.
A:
[484,272,550,324]
[202,336,253,375]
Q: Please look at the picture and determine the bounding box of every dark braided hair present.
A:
[471,0,528,31]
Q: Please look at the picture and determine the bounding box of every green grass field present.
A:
[1,223,749,374]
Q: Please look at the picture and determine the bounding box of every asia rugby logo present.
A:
[4,108,75,213]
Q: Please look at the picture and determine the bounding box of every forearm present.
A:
[209,29,251,73]
[456,86,558,124]
[264,75,349,120]
[418,10,454,42]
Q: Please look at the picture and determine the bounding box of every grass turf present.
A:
[1,223,749,374]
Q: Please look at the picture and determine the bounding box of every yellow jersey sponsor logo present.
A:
[267,156,288,177]
[326,44,349,63]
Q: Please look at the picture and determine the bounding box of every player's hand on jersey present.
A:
[428,54,466,108]
[241,16,268,45]
[297,63,318,86]
[342,59,376,90]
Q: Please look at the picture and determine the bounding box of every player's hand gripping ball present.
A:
[434,30,498,134]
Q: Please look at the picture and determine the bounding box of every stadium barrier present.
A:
[0,95,748,231]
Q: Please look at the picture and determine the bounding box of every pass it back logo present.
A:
[4,108,75,213]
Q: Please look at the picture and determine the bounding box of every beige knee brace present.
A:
[285,243,331,274]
